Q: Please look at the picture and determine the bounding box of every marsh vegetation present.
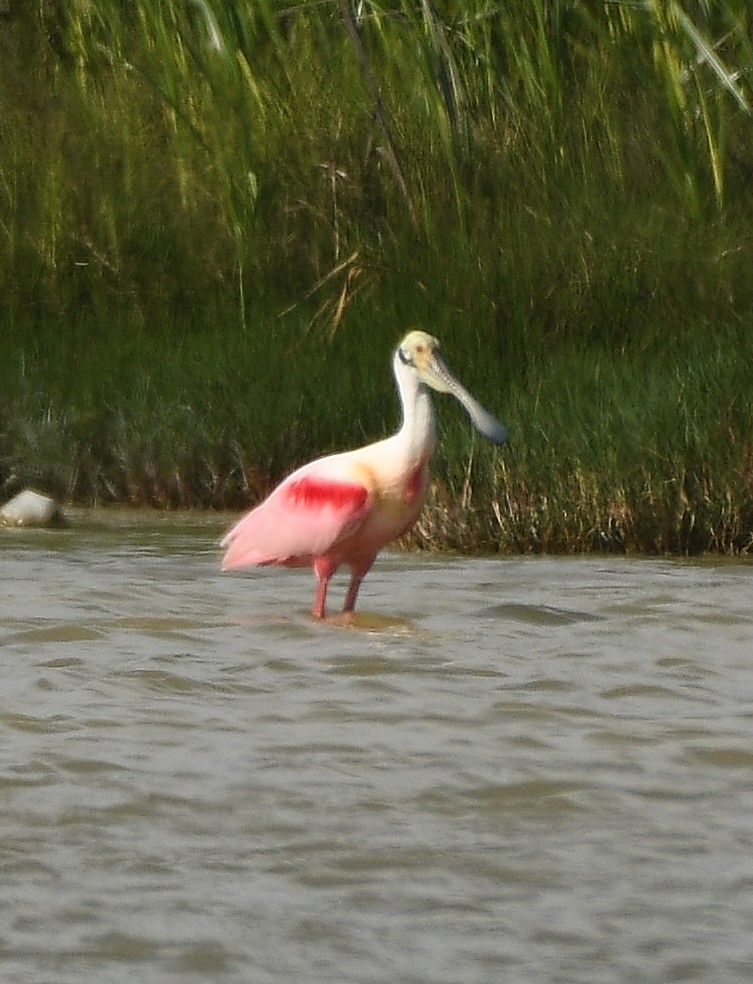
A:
[2,1,753,552]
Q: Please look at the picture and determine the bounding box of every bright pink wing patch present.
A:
[221,472,370,570]
[284,476,369,512]
[405,460,427,504]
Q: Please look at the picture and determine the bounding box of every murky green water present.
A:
[2,511,753,983]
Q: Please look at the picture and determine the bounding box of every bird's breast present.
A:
[372,457,429,517]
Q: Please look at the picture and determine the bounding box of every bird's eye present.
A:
[416,344,425,354]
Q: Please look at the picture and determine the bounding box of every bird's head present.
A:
[397,330,449,389]
[395,329,508,445]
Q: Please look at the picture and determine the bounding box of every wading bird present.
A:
[221,330,507,618]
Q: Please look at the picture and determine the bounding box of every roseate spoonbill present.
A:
[221,330,507,618]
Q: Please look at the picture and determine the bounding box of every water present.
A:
[2,511,753,984]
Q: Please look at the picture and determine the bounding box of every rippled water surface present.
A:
[2,511,753,984]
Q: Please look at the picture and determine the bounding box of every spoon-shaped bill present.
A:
[423,351,508,445]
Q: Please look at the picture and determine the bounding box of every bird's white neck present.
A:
[393,354,437,465]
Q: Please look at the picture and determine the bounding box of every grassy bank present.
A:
[2,1,753,553]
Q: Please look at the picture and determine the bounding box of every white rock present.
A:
[0,489,67,528]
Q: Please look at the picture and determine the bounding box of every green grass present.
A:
[2,1,753,553]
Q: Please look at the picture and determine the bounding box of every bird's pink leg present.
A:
[312,578,328,619]
[343,560,373,613]
[312,557,336,619]
[342,574,362,614]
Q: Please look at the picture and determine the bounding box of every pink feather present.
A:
[221,470,371,570]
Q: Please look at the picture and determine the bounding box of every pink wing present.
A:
[221,469,371,570]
